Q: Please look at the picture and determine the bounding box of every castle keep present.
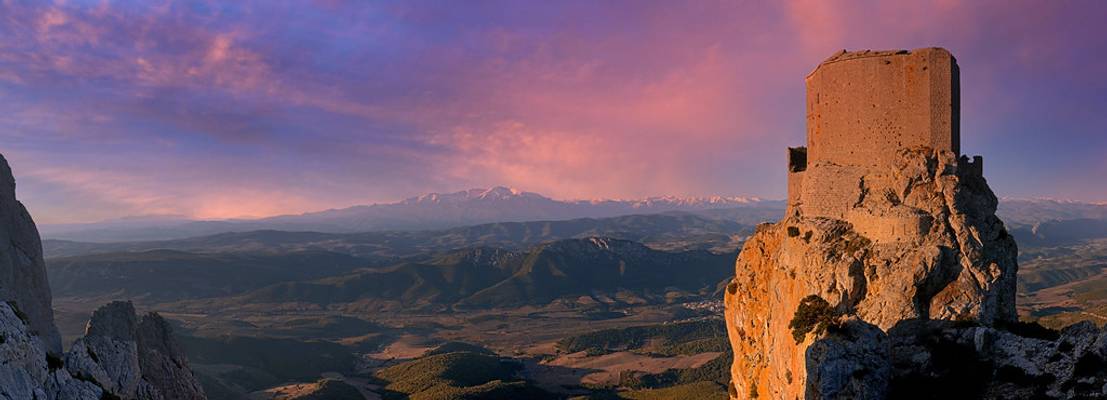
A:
[787,48,981,243]
[726,48,1021,399]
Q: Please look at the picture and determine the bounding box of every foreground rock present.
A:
[807,318,1107,399]
[0,153,206,399]
[67,301,206,400]
[722,48,1055,399]
[0,301,101,400]
[1,301,205,399]
[0,154,62,353]
[726,148,1019,398]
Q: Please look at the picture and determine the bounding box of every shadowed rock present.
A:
[0,153,62,353]
[66,301,205,400]
[725,49,1023,399]
[803,319,1107,399]
[0,154,206,399]
[136,312,205,400]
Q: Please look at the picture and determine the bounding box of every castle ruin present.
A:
[726,47,1021,399]
[786,48,982,243]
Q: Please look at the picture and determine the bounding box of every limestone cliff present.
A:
[66,301,206,400]
[0,154,206,399]
[725,148,1018,398]
[725,47,1107,399]
[0,154,62,353]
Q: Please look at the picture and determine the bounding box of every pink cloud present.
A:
[10,155,327,223]
[418,38,778,199]
[2,0,1104,224]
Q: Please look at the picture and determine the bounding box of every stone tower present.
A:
[787,48,981,244]
[725,48,1017,399]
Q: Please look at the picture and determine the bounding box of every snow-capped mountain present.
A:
[260,186,780,232]
[37,189,1107,243]
[40,187,782,242]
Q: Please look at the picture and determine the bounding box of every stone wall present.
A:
[805,48,960,171]
[786,147,807,209]
[961,155,983,177]
[728,47,1022,400]
[791,48,965,222]
[795,162,863,220]
[845,208,933,244]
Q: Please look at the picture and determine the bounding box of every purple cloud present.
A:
[0,0,1104,222]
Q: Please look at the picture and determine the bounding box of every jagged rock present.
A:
[86,301,140,341]
[726,149,1019,398]
[0,301,52,399]
[0,154,205,400]
[0,301,102,400]
[64,301,206,400]
[804,320,890,399]
[66,302,143,397]
[44,369,104,400]
[726,48,1022,399]
[0,154,61,354]
[135,313,205,400]
[65,335,142,397]
[881,319,1107,399]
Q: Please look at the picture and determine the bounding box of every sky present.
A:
[1,0,1105,223]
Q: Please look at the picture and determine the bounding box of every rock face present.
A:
[725,148,1018,399]
[0,154,206,400]
[0,301,102,400]
[66,301,206,400]
[886,319,1107,399]
[0,154,62,353]
[724,48,1025,399]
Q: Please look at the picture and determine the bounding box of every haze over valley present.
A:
[31,185,1107,399]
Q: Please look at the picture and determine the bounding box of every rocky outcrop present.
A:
[0,154,206,400]
[66,301,205,400]
[135,312,206,399]
[0,301,103,400]
[1,299,206,400]
[725,47,1107,398]
[764,316,1107,399]
[0,154,62,354]
[725,149,1020,399]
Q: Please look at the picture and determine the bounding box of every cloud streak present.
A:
[0,0,1104,222]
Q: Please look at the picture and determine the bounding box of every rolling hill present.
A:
[47,249,370,301]
[43,212,759,259]
[459,238,732,307]
[235,238,733,308]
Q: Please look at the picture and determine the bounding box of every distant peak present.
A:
[481,186,521,195]
[400,186,546,205]
[475,186,534,200]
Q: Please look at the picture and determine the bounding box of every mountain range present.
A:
[39,187,1107,245]
[43,212,756,259]
[39,187,781,242]
[44,211,753,306]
